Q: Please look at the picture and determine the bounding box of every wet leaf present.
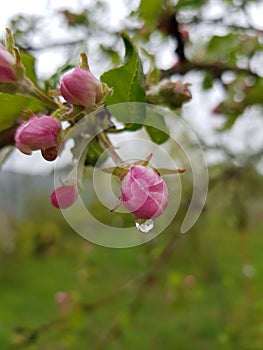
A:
[101,32,146,130]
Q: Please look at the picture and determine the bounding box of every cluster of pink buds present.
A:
[0,29,179,231]
[50,159,172,233]
[0,30,183,230]
[12,53,110,162]
[49,153,185,234]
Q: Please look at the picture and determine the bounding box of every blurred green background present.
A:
[0,164,262,350]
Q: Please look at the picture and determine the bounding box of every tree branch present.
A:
[0,124,17,149]
[168,13,188,63]
[158,12,187,63]
[160,60,259,79]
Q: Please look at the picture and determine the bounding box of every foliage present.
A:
[0,0,263,349]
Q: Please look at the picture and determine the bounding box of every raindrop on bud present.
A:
[135,219,154,233]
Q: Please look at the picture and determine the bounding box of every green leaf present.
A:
[176,0,208,8]
[219,114,240,131]
[202,71,214,90]
[84,138,108,167]
[245,78,263,105]
[0,97,46,131]
[100,32,146,129]
[139,0,164,28]
[206,33,259,66]
[0,94,45,131]
[108,102,147,131]
[100,44,121,66]
[144,110,169,144]
[207,34,242,66]
[21,52,38,85]
[44,60,75,90]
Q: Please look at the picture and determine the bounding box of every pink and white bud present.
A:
[0,44,18,83]
[120,165,169,220]
[60,67,103,108]
[51,185,78,209]
[15,116,61,157]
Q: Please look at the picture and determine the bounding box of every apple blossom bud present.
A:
[54,291,71,314]
[60,67,103,108]
[146,79,192,109]
[51,185,78,209]
[120,165,169,220]
[0,44,18,83]
[15,116,61,158]
[54,291,70,305]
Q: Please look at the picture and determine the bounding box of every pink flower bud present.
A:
[51,185,78,209]
[54,291,70,305]
[15,116,61,157]
[0,44,18,82]
[54,291,71,314]
[121,165,169,220]
[60,67,103,108]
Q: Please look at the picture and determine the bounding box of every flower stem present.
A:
[98,131,123,165]
[21,78,58,110]
[31,88,58,110]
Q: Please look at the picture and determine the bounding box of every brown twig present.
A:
[167,13,188,63]
[0,124,17,148]
[161,61,259,79]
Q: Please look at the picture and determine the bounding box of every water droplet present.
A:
[135,219,154,233]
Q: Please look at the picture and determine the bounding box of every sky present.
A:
[0,0,129,30]
[1,0,263,174]
[1,0,263,30]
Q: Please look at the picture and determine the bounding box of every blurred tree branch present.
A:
[0,124,17,148]
[161,60,260,79]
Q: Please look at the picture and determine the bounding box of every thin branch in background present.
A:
[11,274,140,347]
[168,13,188,63]
[158,12,188,63]
[21,39,87,52]
[160,61,259,80]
